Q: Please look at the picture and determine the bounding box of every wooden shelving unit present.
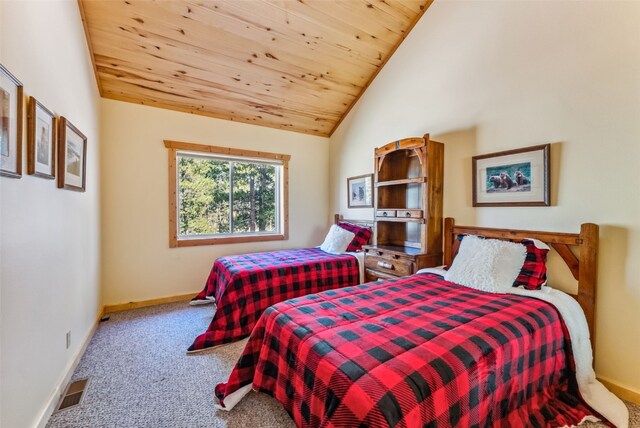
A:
[363,134,444,282]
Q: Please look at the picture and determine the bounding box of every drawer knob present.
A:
[377,261,393,270]
[382,211,388,217]
[405,211,411,217]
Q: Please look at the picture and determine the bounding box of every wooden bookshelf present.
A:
[363,134,444,281]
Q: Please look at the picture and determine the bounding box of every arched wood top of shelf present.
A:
[376,177,427,187]
[375,135,431,173]
[375,137,426,156]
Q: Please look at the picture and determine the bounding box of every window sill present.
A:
[171,233,287,248]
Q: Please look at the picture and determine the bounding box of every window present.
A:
[165,140,289,247]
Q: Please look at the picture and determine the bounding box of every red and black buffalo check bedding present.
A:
[189,248,359,352]
[216,273,604,427]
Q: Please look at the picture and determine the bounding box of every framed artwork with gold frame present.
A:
[57,117,87,192]
[0,64,24,179]
[27,97,56,179]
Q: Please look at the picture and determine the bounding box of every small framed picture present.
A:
[57,117,87,192]
[472,144,550,207]
[27,97,56,179]
[347,174,373,208]
[0,64,24,178]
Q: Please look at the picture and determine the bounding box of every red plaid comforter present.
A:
[216,273,601,427]
[189,248,359,352]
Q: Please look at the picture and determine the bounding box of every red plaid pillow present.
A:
[513,239,549,290]
[338,222,372,252]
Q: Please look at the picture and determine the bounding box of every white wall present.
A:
[330,1,640,394]
[0,1,102,427]
[100,99,329,306]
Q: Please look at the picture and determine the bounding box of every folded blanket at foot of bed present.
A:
[188,248,359,352]
[215,273,613,427]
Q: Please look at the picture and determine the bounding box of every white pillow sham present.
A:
[525,237,550,251]
[320,225,355,254]
[444,235,527,293]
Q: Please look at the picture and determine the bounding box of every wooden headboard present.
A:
[334,214,374,230]
[443,217,599,346]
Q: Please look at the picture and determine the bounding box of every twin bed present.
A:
[189,218,627,427]
[187,216,373,352]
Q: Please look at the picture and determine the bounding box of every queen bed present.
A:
[214,219,628,427]
[187,215,373,352]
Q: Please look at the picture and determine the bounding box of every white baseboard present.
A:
[33,310,103,428]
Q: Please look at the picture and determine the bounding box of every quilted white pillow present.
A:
[320,225,355,254]
[444,235,527,293]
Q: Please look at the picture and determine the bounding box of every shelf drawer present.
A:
[365,268,397,282]
[376,209,397,218]
[397,209,423,219]
[365,254,412,277]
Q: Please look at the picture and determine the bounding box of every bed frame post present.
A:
[334,214,341,225]
[443,217,455,266]
[578,223,598,348]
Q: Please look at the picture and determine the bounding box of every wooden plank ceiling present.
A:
[79,0,431,136]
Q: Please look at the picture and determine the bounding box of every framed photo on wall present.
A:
[0,64,24,178]
[27,97,56,179]
[347,174,373,208]
[57,117,87,192]
[472,144,550,207]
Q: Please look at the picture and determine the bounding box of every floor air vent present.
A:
[57,378,89,411]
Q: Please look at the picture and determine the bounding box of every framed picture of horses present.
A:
[472,144,550,207]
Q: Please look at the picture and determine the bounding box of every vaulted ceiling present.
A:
[79,0,431,136]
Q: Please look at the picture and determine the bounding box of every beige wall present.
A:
[0,1,102,427]
[330,1,640,394]
[101,99,329,306]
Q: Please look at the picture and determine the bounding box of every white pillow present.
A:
[320,225,355,254]
[524,237,550,251]
[444,235,527,293]
[416,267,448,276]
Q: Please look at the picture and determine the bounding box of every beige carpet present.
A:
[46,302,638,428]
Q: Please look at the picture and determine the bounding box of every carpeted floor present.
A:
[46,302,638,428]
